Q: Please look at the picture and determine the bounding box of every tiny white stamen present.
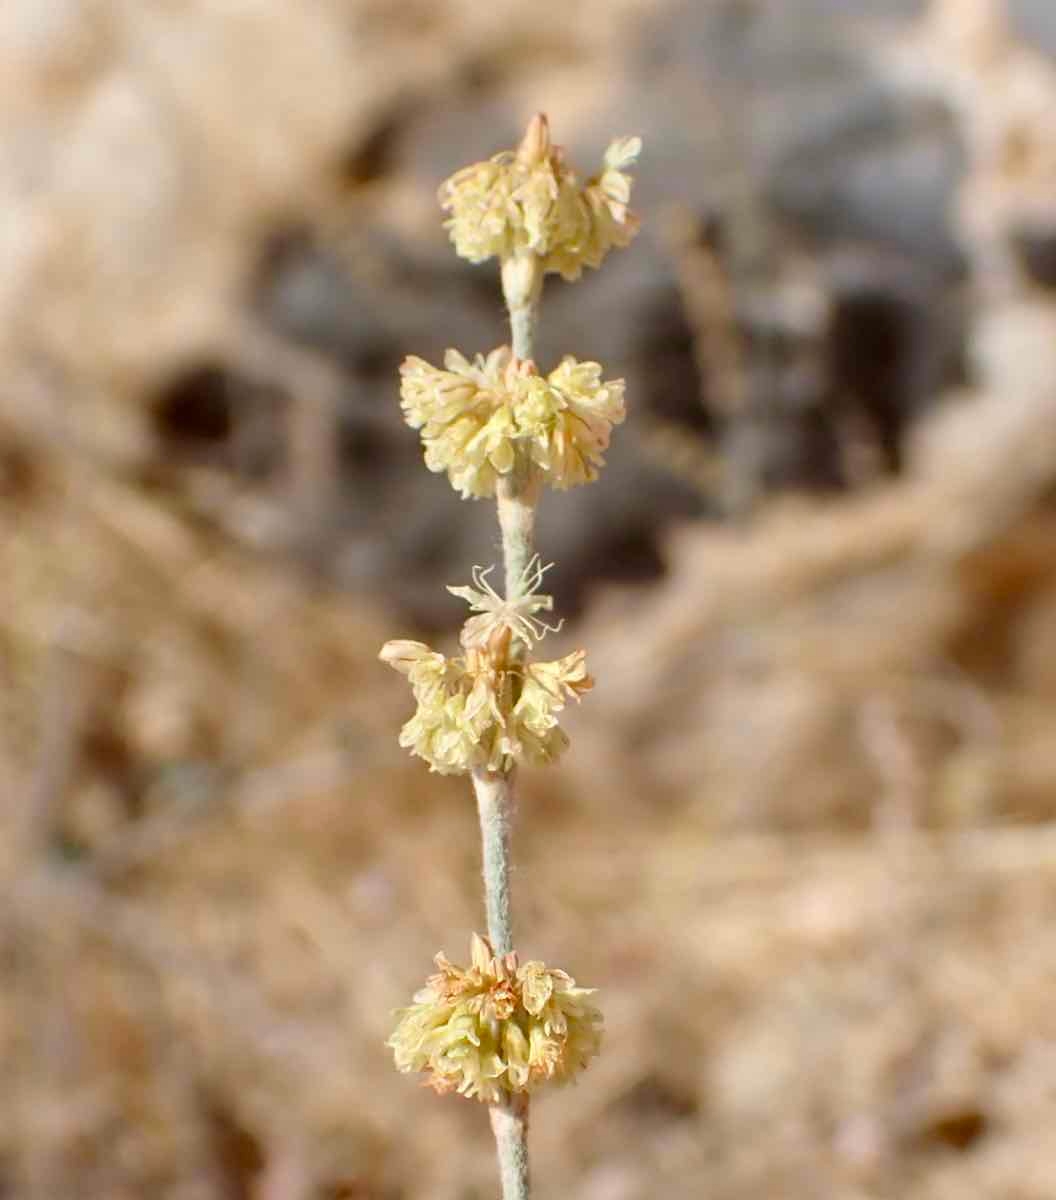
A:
[448,557,563,648]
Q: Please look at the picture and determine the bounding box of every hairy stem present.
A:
[472,767,516,955]
[472,767,530,1200]
[472,758,530,1200]
[490,1094,531,1200]
[510,302,537,362]
[502,251,543,363]
[499,248,543,600]
[469,249,545,1200]
[497,473,541,602]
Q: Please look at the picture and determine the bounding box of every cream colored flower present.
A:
[447,558,560,650]
[544,135,643,281]
[399,347,524,499]
[379,635,592,776]
[517,356,626,489]
[389,934,603,1102]
[399,347,626,497]
[512,651,593,765]
[439,114,641,280]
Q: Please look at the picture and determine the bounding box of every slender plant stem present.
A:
[467,250,544,1200]
[490,1093,531,1200]
[510,301,537,363]
[472,767,516,954]
[500,248,543,601]
[497,474,540,602]
[503,251,543,363]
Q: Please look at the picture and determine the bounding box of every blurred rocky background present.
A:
[5,0,1056,1196]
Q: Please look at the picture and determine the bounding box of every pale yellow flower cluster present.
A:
[439,114,641,280]
[389,934,603,1103]
[399,346,625,498]
[379,636,592,775]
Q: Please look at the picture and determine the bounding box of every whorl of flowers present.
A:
[438,113,641,280]
[379,609,592,775]
[399,345,626,498]
[388,934,603,1102]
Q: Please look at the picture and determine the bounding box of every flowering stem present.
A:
[473,762,531,1200]
[467,249,545,1200]
[499,250,543,601]
[478,252,544,949]
[472,770,532,1200]
[385,112,636,1200]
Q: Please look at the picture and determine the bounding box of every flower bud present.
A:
[514,113,551,169]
